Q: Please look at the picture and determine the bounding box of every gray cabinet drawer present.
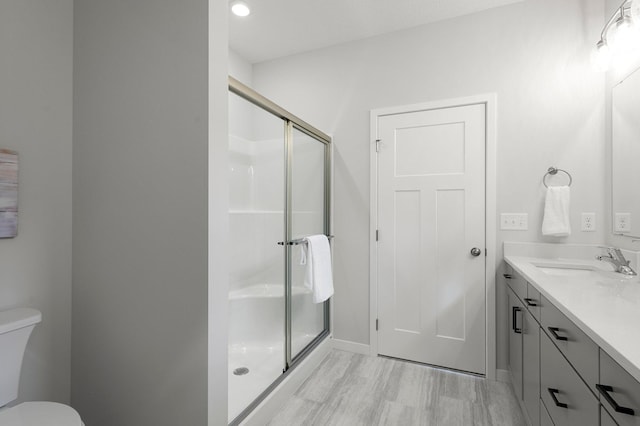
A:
[599,349,640,426]
[504,268,527,302]
[602,405,620,426]
[540,400,554,426]
[525,282,541,322]
[540,295,599,391]
[540,332,598,426]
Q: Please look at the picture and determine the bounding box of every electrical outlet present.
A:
[581,213,596,232]
[615,213,632,233]
[500,213,528,230]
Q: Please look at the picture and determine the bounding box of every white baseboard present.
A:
[331,338,371,355]
[241,338,331,426]
[496,369,511,383]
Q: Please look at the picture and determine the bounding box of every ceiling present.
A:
[229,0,523,64]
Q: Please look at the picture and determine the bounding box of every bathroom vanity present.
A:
[504,243,640,426]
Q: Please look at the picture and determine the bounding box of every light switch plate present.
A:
[500,213,528,230]
[615,213,631,233]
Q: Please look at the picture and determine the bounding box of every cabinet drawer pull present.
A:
[596,384,635,416]
[548,388,568,408]
[512,306,522,334]
[547,327,568,341]
[524,298,537,307]
[503,273,512,279]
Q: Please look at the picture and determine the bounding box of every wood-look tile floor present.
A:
[268,350,526,426]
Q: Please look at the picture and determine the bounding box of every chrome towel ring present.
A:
[543,167,572,188]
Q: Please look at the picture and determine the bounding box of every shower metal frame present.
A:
[228,77,332,425]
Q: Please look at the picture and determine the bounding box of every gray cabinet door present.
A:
[508,288,523,400]
[540,332,598,426]
[523,308,540,426]
[600,349,640,426]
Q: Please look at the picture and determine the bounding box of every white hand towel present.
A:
[542,186,571,237]
[301,235,334,304]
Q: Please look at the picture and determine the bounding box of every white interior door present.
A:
[375,104,486,374]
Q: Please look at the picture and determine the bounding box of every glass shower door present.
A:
[287,125,330,361]
[227,91,286,422]
[228,77,331,425]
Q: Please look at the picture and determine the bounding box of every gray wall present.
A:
[72,1,209,424]
[0,0,73,406]
[251,0,605,371]
[209,0,230,423]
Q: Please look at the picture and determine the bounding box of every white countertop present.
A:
[505,253,640,383]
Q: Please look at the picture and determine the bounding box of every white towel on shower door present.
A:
[300,235,334,303]
[542,186,571,237]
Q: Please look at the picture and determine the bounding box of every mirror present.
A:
[612,66,640,237]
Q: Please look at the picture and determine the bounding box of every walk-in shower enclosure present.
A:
[227,77,331,424]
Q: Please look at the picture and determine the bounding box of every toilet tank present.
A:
[0,308,41,408]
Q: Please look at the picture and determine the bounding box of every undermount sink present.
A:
[536,266,595,277]
[532,263,638,285]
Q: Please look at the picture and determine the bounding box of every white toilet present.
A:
[0,308,83,425]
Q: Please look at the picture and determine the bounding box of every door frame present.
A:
[369,94,497,380]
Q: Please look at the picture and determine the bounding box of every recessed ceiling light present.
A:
[231,1,250,17]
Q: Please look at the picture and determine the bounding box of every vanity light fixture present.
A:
[230,0,251,17]
[593,0,640,71]
[592,40,612,71]
[632,0,640,23]
[610,12,636,51]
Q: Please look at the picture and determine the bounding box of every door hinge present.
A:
[375,139,381,153]
[376,319,379,331]
[376,230,379,241]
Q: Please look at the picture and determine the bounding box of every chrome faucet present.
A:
[596,247,637,276]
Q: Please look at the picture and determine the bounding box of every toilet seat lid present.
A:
[0,402,82,426]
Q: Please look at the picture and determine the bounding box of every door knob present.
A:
[470,247,482,257]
